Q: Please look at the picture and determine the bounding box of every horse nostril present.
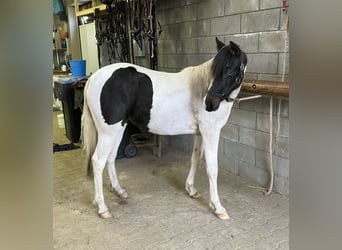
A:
[205,102,212,111]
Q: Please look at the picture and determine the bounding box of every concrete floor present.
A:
[53,111,289,249]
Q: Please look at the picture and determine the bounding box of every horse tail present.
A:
[81,84,97,178]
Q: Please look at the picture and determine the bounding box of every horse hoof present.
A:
[216,211,230,220]
[190,192,201,199]
[98,210,113,219]
[119,192,129,199]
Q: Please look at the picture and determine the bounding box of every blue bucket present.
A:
[69,60,86,76]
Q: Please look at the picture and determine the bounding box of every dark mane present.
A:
[211,42,242,78]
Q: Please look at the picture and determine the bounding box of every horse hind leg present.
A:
[185,133,202,199]
[107,135,129,200]
[92,131,122,219]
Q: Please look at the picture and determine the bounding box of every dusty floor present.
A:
[53,111,289,249]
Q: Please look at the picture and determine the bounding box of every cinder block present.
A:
[244,72,258,79]
[259,31,289,52]
[198,0,225,20]
[166,23,187,39]
[183,5,199,22]
[167,55,187,68]
[277,97,289,117]
[242,9,280,33]
[157,11,168,26]
[157,55,168,68]
[246,53,278,74]
[257,74,289,82]
[176,38,198,54]
[239,127,269,151]
[228,108,257,129]
[274,175,289,196]
[186,0,207,5]
[171,5,198,24]
[211,15,240,35]
[278,53,289,75]
[239,96,272,114]
[238,161,268,187]
[158,67,169,72]
[256,149,269,171]
[274,135,289,158]
[225,140,256,165]
[158,25,168,40]
[260,0,283,9]
[156,0,187,11]
[221,123,239,142]
[259,31,289,53]
[185,20,211,38]
[218,154,239,175]
[256,150,289,178]
[257,112,289,137]
[197,36,221,54]
[158,40,177,54]
[134,58,149,68]
[225,0,259,15]
[224,33,259,53]
[186,54,213,66]
[280,11,289,31]
[273,155,289,178]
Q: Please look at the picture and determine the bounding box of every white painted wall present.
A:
[79,23,99,75]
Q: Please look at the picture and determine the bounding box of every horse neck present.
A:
[185,58,214,100]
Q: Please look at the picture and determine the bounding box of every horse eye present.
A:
[226,71,234,76]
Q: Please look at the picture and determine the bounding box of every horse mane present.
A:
[184,59,214,100]
[183,42,242,101]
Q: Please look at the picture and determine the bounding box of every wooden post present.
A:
[241,79,289,97]
[74,0,79,13]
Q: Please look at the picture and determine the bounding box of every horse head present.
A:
[205,38,248,112]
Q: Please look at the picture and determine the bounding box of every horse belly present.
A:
[147,98,197,135]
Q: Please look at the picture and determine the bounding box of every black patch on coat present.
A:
[100,67,153,132]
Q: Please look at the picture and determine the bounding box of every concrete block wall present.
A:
[151,0,289,196]
[220,96,289,196]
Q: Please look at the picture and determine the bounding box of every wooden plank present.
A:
[76,4,106,16]
[241,79,289,97]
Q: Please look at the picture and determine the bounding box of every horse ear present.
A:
[216,37,225,51]
[229,41,241,56]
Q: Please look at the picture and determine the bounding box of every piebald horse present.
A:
[82,38,247,220]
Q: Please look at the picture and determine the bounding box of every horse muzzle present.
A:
[205,94,221,112]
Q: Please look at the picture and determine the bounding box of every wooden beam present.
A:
[76,4,106,17]
[241,79,289,97]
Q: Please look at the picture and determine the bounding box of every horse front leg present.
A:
[201,128,229,220]
[185,133,202,199]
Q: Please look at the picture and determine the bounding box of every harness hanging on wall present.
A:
[95,0,130,66]
[129,0,160,69]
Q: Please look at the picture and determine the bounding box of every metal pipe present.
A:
[235,95,262,103]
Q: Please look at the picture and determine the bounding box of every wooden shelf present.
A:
[74,0,106,17]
